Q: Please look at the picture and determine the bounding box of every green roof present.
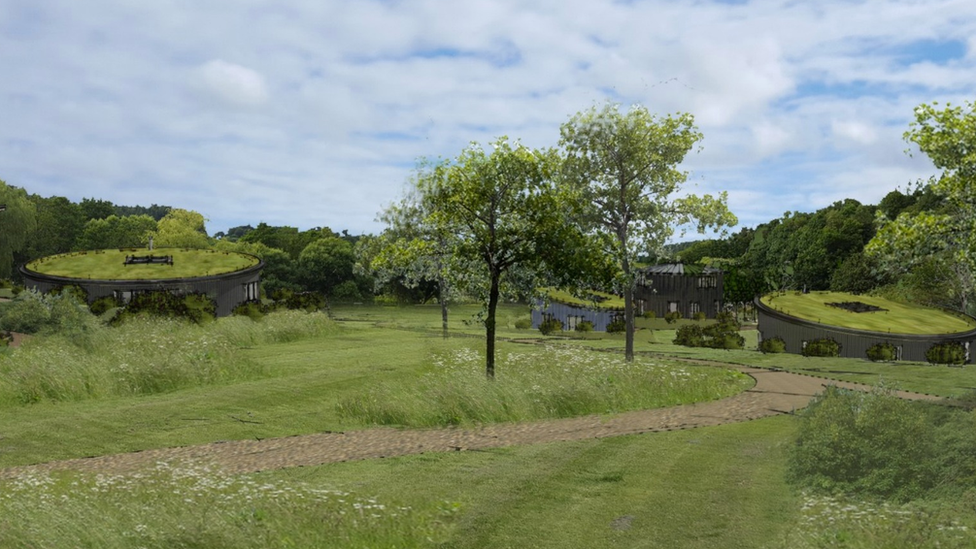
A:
[25,248,260,281]
[760,291,976,335]
[543,288,625,310]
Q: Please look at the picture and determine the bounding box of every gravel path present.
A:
[0,364,939,479]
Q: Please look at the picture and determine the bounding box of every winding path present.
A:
[0,364,939,479]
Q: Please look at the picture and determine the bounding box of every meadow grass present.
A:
[0,461,456,549]
[337,345,750,427]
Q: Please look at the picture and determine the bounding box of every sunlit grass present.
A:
[24,248,259,280]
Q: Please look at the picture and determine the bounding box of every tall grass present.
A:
[0,311,338,406]
[336,345,751,427]
[0,462,457,549]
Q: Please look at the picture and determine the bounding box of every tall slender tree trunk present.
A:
[438,274,449,339]
[485,269,500,379]
[619,226,635,362]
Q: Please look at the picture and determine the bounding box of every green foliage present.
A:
[298,237,355,296]
[75,214,157,250]
[281,291,326,312]
[331,279,364,302]
[151,208,210,249]
[642,310,656,319]
[110,291,216,326]
[606,316,626,333]
[0,179,37,278]
[88,295,121,316]
[802,338,841,358]
[538,317,563,336]
[0,289,95,335]
[664,310,683,324]
[926,341,967,365]
[789,385,976,504]
[866,341,898,362]
[574,320,594,332]
[231,299,270,320]
[759,336,786,354]
[513,317,532,330]
[673,311,743,349]
[692,311,706,321]
[560,102,736,361]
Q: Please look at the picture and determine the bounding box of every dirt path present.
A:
[0,366,939,479]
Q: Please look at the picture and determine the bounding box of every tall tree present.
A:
[0,180,37,278]
[75,215,157,250]
[866,100,976,315]
[417,138,575,378]
[27,195,84,258]
[560,103,736,361]
[298,237,356,297]
[79,197,115,221]
[152,208,210,249]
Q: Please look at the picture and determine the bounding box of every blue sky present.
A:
[1,0,974,239]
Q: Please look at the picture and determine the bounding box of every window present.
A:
[668,301,679,313]
[243,281,259,301]
[714,300,721,314]
[690,302,701,315]
[696,276,717,289]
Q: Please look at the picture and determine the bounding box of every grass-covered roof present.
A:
[760,291,976,335]
[25,248,260,281]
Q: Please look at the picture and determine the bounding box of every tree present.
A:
[417,138,575,378]
[0,180,37,278]
[152,208,210,249]
[79,197,115,221]
[27,195,84,258]
[560,103,736,361]
[75,215,157,250]
[866,100,976,315]
[298,237,355,297]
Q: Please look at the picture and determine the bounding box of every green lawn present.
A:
[761,291,976,335]
[24,248,259,280]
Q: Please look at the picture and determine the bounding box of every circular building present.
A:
[20,248,263,317]
[756,291,976,363]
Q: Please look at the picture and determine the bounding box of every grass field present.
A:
[760,291,976,335]
[24,248,259,280]
[2,302,975,547]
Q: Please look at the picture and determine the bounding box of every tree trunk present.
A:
[620,234,635,362]
[485,269,500,379]
[439,274,449,339]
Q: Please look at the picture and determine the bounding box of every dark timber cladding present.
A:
[19,258,263,317]
[755,297,976,363]
[636,263,724,319]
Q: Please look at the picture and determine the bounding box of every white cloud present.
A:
[196,59,269,107]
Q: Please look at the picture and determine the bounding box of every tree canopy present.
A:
[560,103,736,361]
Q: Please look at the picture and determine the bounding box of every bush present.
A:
[927,342,966,365]
[574,320,594,333]
[606,317,625,333]
[673,324,704,347]
[664,311,682,324]
[642,310,656,319]
[514,318,532,330]
[866,341,898,362]
[283,291,326,312]
[538,317,563,336]
[758,336,786,354]
[89,295,121,316]
[110,291,216,326]
[692,311,706,321]
[331,280,363,301]
[802,338,841,358]
[0,289,52,333]
[50,285,89,305]
[232,300,269,321]
[788,385,936,501]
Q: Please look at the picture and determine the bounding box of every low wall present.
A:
[755,298,976,364]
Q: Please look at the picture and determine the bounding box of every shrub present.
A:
[788,385,936,501]
[692,311,706,321]
[927,342,966,365]
[802,338,841,358]
[673,324,704,347]
[758,336,786,354]
[664,311,682,324]
[110,291,216,326]
[866,341,898,362]
[0,330,11,347]
[538,317,563,336]
[49,285,89,305]
[514,317,532,330]
[642,310,656,319]
[331,280,363,301]
[89,295,121,316]
[574,320,594,333]
[0,289,52,333]
[283,291,325,312]
[232,300,269,321]
[606,317,625,333]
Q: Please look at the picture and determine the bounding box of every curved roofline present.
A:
[19,252,264,286]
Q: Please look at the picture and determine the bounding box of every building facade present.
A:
[635,263,724,319]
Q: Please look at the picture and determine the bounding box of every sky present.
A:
[1,0,974,239]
